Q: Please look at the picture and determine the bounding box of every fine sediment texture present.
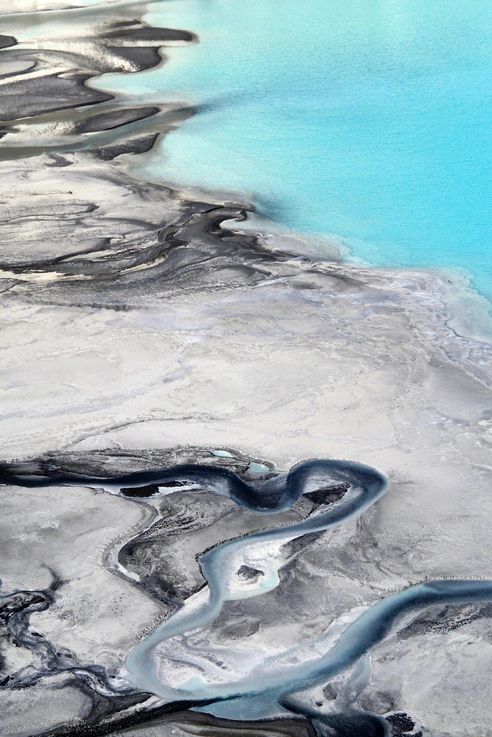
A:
[1,3,492,737]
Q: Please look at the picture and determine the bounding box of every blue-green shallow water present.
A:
[99,0,492,299]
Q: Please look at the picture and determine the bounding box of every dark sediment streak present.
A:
[0,0,350,313]
[0,71,113,121]
[0,458,370,513]
[0,158,332,310]
[32,706,317,737]
[2,448,488,737]
[76,106,160,133]
[0,449,399,737]
[0,445,276,488]
[0,448,362,737]
[0,7,285,734]
[0,35,16,49]
[0,11,194,120]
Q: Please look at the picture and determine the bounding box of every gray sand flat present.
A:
[0,2,491,737]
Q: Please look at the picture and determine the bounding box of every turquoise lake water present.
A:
[100,0,492,298]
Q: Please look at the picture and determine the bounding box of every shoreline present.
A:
[111,0,492,309]
[2,0,491,344]
[90,0,492,344]
[1,2,492,737]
